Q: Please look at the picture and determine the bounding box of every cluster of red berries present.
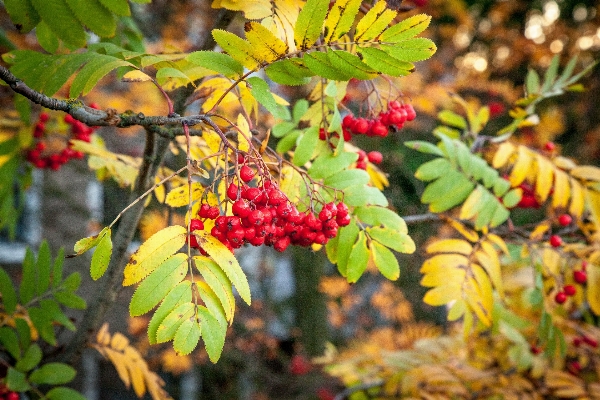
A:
[341,101,416,140]
[572,333,598,348]
[187,165,351,253]
[356,150,382,170]
[554,263,588,304]
[0,384,18,400]
[25,107,99,170]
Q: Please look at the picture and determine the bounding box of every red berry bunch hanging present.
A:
[187,172,351,253]
[25,108,99,170]
[341,101,416,140]
[0,384,19,400]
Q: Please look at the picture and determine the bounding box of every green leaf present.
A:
[194,231,251,305]
[54,291,86,309]
[293,126,320,166]
[293,99,309,122]
[380,37,437,62]
[130,253,188,317]
[4,0,40,33]
[97,0,131,16]
[91,229,112,280]
[502,188,522,209]
[272,122,296,138]
[489,203,510,228]
[414,158,452,181]
[380,13,431,43]
[173,317,201,356]
[15,319,31,350]
[265,59,314,86]
[61,272,81,291]
[324,0,362,43]
[368,226,415,254]
[196,281,227,327]
[0,267,17,314]
[358,46,414,77]
[325,233,339,264]
[29,363,76,385]
[526,69,540,95]
[326,50,378,80]
[20,248,36,304]
[355,205,407,234]
[156,302,194,343]
[438,110,467,129]
[405,140,444,156]
[294,0,329,50]
[15,344,42,372]
[493,177,511,197]
[6,368,30,392]
[34,241,51,296]
[343,185,388,207]
[186,51,243,78]
[303,51,353,81]
[40,299,75,331]
[28,306,56,345]
[198,306,227,362]
[44,53,93,96]
[212,29,260,70]
[195,256,236,322]
[336,219,359,277]
[276,130,301,153]
[46,387,87,400]
[156,67,194,87]
[247,76,290,120]
[308,150,358,179]
[324,169,370,190]
[30,0,86,47]
[36,20,59,53]
[355,0,397,42]
[346,232,369,283]
[65,0,117,37]
[421,170,474,211]
[52,247,64,288]
[148,281,191,345]
[70,55,133,97]
[542,55,560,92]
[0,327,21,359]
[370,241,400,280]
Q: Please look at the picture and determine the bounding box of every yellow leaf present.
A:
[486,233,509,255]
[552,156,577,171]
[586,189,600,231]
[568,178,585,218]
[447,299,467,321]
[464,276,491,326]
[552,169,570,209]
[154,176,166,203]
[103,347,131,388]
[534,154,554,202]
[194,230,251,305]
[542,248,561,275]
[444,217,479,242]
[122,69,153,82]
[529,221,551,241]
[245,21,288,62]
[124,346,147,397]
[509,145,533,187]
[570,165,600,182]
[587,264,600,315]
[279,164,303,204]
[459,185,484,220]
[213,0,272,19]
[420,266,466,287]
[492,142,516,169]
[423,284,462,306]
[420,254,469,273]
[198,77,239,112]
[123,225,187,286]
[477,241,503,297]
[236,114,251,153]
[366,163,389,190]
[165,182,205,208]
[470,264,493,323]
[111,332,130,351]
[96,323,111,346]
[426,239,473,255]
[203,128,223,154]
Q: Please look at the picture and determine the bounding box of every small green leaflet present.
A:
[247,76,291,120]
[65,0,117,38]
[380,38,437,63]
[358,47,414,77]
[4,0,40,33]
[379,14,431,43]
[186,51,243,78]
[198,306,227,362]
[156,302,194,343]
[0,268,17,314]
[294,0,329,50]
[346,232,369,283]
[370,241,400,280]
[334,219,359,277]
[212,29,260,70]
[46,387,87,400]
[194,256,236,323]
[147,281,191,345]
[14,344,42,373]
[368,226,415,254]
[28,362,76,385]
[293,126,320,166]
[265,59,314,86]
[90,229,112,280]
[308,150,358,179]
[173,317,201,356]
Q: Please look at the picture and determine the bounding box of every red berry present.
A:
[567,361,581,375]
[353,118,369,135]
[227,182,239,200]
[558,214,573,226]
[583,336,598,348]
[336,213,351,227]
[367,151,383,164]
[274,236,291,252]
[550,235,562,248]
[388,100,402,110]
[342,114,355,129]
[555,291,567,304]
[199,203,212,218]
[356,160,367,170]
[403,104,416,121]
[370,121,388,137]
[517,194,540,209]
[564,284,576,296]
[39,112,50,122]
[242,187,261,201]
[388,109,406,126]
[544,141,556,151]
[530,345,542,354]
[247,209,264,226]
[239,165,255,182]
[319,128,327,140]
[190,219,204,232]
[574,270,587,284]
[6,393,19,400]
[573,337,582,347]
[232,200,251,218]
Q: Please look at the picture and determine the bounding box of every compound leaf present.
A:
[294,0,328,50]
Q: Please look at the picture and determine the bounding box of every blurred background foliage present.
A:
[1,0,599,398]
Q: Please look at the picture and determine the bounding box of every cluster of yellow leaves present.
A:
[421,222,507,331]
[94,323,172,400]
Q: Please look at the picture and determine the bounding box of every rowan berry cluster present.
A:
[554,262,588,304]
[356,149,382,170]
[341,101,416,139]
[25,109,99,170]
[188,163,351,253]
